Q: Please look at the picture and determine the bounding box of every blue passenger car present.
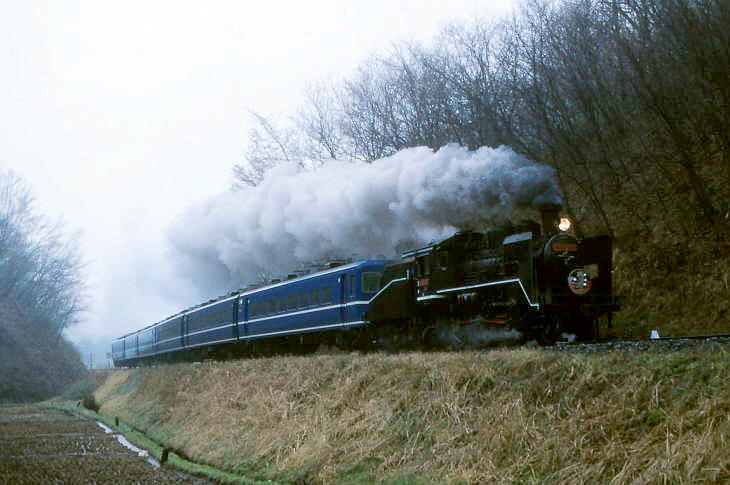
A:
[123,334,137,361]
[138,327,155,358]
[112,259,393,366]
[184,297,237,349]
[111,339,125,364]
[156,316,184,355]
[238,260,390,341]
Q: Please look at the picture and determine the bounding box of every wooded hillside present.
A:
[0,298,86,402]
[235,0,730,336]
[0,168,87,402]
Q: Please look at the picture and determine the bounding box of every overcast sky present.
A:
[0,0,515,364]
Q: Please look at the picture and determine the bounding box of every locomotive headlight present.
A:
[558,217,572,231]
[568,268,592,295]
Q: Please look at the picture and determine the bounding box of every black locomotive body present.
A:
[368,206,619,343]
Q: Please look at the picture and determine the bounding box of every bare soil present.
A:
[0,406,211,484]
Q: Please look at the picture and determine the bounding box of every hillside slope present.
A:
[0,298,87,402]
[95,349,729,484]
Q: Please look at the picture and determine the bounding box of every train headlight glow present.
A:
[568,269,591,295]
[558,217,572,231]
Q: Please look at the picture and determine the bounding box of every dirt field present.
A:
[0,406,211,484]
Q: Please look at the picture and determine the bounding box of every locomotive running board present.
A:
[435,278,540,309]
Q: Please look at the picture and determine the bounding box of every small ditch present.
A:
[96,420,161,468]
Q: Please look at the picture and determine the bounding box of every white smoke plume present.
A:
[167,144,562,296]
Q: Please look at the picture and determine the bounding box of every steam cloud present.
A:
[167,144,562,296]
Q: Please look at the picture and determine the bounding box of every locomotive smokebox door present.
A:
[580,235,614,305]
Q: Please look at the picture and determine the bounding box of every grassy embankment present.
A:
[89,348,729,484]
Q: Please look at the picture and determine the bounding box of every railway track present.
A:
[549,334,730,353]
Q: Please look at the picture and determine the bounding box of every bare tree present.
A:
[232,110,302,188]
[0,166,86,336]
[232,96,355,189]
[295,81,354,162]
[232,0,729,244]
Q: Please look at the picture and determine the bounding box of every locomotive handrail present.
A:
[435,278,540,309]
[369,277,409,302]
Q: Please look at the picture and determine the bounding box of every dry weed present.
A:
[97,348,730,484]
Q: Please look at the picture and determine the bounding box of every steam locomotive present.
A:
[368,204,618,346]
[112,205,618,366]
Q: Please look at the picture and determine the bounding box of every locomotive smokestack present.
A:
[540,204,562,235]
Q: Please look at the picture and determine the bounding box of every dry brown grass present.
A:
[97,348,730,484]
